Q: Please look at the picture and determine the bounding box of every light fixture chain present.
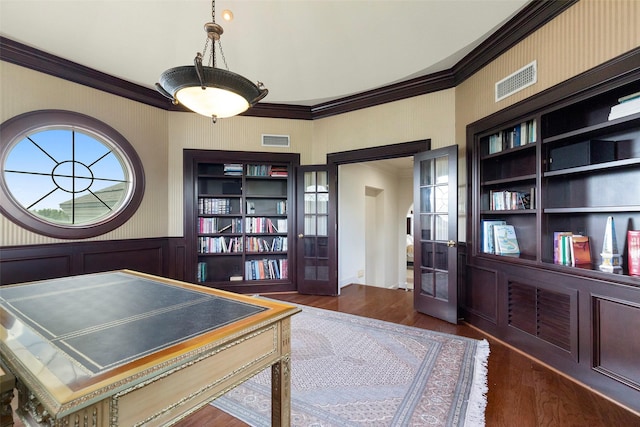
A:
[202,37,212,67]
[211,0,215,23]
[216,40,229,70]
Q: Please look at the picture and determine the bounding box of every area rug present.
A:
[212,304,489,426]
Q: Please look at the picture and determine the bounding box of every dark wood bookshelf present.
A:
[184,149,300,294]
[465,52,640,413]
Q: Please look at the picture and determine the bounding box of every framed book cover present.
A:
[493,224,520,256]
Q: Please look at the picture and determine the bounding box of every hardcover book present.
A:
[629,230,640,276]
[493,224,520,256]
[554,232,572,265]
[570,235,592,266]
[481,220,506,253]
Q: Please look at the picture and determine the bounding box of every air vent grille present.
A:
[262,134,290,147]
[496,61,537,102]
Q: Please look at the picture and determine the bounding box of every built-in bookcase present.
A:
[464,56,640,413]
[477,117,539,260]
[184,150,299,293]
[473,78,640,275]
[540,82,640,270]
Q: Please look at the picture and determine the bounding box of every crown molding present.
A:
[0,0,576,120]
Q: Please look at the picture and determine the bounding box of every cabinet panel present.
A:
[593,296,640,391]
[463,266,498,324]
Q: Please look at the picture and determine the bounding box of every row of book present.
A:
[553,232,591,266]
[198,197,236,214]
[199,236,244,253]
[198,217,242,234]
[245,258,288,280]
[246,164,288,177]
[246,236,287,252]
[197,262,208,282]
[199,236,288,254]
[197,258,290,282]
[488,119,537,154]
[489,189,534,211]
[244,217,288,233]
[608,91,640,121]
[199,217,288,234]
[481,220,520,256]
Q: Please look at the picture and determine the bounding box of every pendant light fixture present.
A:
[156,0,268,123]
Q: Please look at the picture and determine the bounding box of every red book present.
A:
[629,231,640,276]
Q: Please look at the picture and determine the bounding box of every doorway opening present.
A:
[337,157,414,290]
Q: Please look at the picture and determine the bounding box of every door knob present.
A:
[298,233,304,238]
[447,240,456,247]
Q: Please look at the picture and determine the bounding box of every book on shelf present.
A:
[629,230,640,276]
[244,258,286,281]
[490,189,534,210]
[481,219,506,253]
[608,92,640,120]
[270,165,288,177]
[487,119,536,154]
[247,164,285,177]
[570,235,592,266]
[199,197,234,214]
[223,163,243,176]
[197,262,207,282]
[229,275,243,281]
[493,224,520,256]
[553,232,573,265]
[553,232,591,266]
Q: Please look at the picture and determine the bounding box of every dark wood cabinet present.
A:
[183,149,299,294]
[465,50,640,413]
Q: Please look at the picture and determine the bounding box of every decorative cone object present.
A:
[599,216,623,273]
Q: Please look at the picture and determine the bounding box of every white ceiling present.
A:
[0,0,529,106]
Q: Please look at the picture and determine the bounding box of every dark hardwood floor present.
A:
[11,284,640,426]
[176,284,640,427]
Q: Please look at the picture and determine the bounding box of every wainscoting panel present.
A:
[0,238,185,286]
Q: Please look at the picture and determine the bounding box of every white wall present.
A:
[338,161,412,289]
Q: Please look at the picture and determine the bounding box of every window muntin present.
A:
[0,110,144,239]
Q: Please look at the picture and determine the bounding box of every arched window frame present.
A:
[0,110,145,239]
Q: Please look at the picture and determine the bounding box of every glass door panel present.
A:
[413,146,458,324]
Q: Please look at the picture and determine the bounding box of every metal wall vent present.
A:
[262,134,290,147]
[495,60,537,102]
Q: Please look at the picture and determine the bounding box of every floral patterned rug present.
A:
[212,304,489,426]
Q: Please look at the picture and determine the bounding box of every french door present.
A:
[295,166,337,295]
[413,145,458,324]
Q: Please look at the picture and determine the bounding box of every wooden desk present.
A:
[0,270,299,426]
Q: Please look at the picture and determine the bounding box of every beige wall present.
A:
[2,0,638,245]
[456,0,640,181]
[0,62,170,246]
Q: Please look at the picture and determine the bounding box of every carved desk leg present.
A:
[0,363,15,427]
[272,318,292,427]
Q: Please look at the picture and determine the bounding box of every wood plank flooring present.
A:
[176,284,640,427]
[10,284,640,426]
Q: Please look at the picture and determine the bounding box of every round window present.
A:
[0,110,145,239]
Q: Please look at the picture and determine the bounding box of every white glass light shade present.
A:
[156,65,267,120]
[176,86,250,118]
